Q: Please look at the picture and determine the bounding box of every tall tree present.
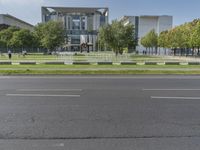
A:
[0,40,6,49]
[148,29,158,54]
[0,26,19,50]
[9,29,34,51]
[158,30,169,55]
[141,29,158,54]
[190,21,200,55]
[99,20,136,55]
[141,36,150,53]
[34,21,65,51]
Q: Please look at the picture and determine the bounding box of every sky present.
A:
[0,0,200,26]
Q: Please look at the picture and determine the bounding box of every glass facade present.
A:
[81,16,86,30]
[42,7,109,51]
[72,16,80,30]
[100,16,106,26]
[71,35,80,44]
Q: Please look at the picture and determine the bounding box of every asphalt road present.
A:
[0,75,200,149]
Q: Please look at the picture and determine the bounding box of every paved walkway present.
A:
[163,56,200,62]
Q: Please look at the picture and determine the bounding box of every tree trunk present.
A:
[181,48,183,56]
[192,47,194,56]
[174,48,176,56]
[184,48,186,56]
[115,50,119,57]
[155,47,158,55]
[185,48,188,57]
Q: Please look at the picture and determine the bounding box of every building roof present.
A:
[121,15,172,18]
[0,14,34,27]
[119,16,134,21]
[119,15,173,22]
[42,6,109,15]
[140,15,172,18]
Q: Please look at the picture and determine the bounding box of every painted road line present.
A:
[53,143,65,147]
[143,89,200,91]
[16,89,82,92]
[151,96,200,100]
[6,94,80,97]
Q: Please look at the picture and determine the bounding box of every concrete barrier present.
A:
[97,62,113,65]
[145,62,158,65]
[0,61,12,65]
[165,62,180,65]
[73,62,90,65]
[19,62,36,65]
[44,62,65,65]
[188,62,200,65]
[121,61,137,65]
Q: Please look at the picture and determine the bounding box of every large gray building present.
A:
[42,7,109,51]
[0,14,34,31]
[120,15,173,54]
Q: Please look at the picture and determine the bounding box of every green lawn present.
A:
[0,52,200,75]
[0,52,148,62]
[0,64,199,75]
[1,69,200,75]
[0,52,194,63]
[0,64,199,69]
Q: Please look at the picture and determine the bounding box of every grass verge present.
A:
[0,69,200,75]
[0,64,200,69]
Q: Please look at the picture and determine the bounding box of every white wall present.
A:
[138,16,159,39]
[93,14,100,30]
[80,35,87,43]
[158,16,173,33]
[137,16,173,53]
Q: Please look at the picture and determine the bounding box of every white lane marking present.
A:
[151,96,200,100]
[143,89,200,91]
[17,89,82,92]
[6,94,80,97]
[53,143,65,147]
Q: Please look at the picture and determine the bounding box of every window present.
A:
[100,16,106,26]
[71,36,80,44]
[72,16,80,30]
[81,17,86,30]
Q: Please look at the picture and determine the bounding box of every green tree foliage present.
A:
[158,19,200,56]
[190,22,200,48]
[140,36,150,50]
[158,31,169,55]
[0,26,19,49]
[9,29,34,50]
[0,24,10,31]
[0,40,6,49]
[141,29,158,54]
[140,19,200,56]
[0,21,65,52]
[148,29,158,49]
[158,31,169,48]
[34,21,65,51]
[99,20,136,55]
